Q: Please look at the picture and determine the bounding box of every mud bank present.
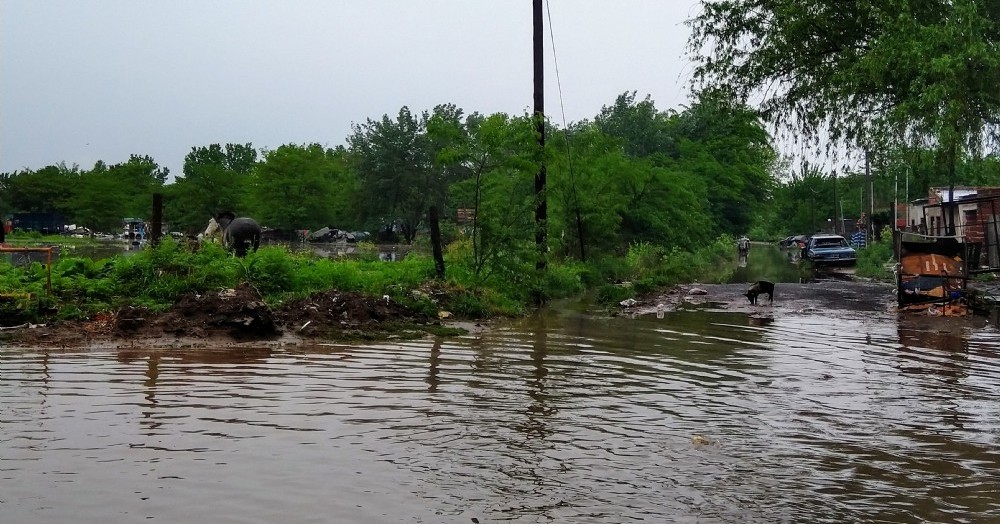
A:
[1,283,481,350]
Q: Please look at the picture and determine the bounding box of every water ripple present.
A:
[3,308,1000,523]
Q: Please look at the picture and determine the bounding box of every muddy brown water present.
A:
[3,245,1000,523]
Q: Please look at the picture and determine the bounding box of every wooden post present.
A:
[429,205,445,279]
[151,193,163,246]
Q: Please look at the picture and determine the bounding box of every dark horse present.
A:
[205,211,261,257]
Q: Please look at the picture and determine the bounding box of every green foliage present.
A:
[348,105,465,242]
[1,93,813,322]
[595,91,677,158]
[245,144,359,232]
[241,247,296,296]
[589,236,737,305]
[540,262,588,300]
[549,90,775,255]
[673,89,777,236]
[165,143,258,234]
[1,163,77,215]
[856,227,896,280]
[688,0,1000,182]
[596,283,635,305]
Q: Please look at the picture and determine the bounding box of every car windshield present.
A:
[815,238,848,248]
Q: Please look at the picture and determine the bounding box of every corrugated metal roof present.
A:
[932,188,977,202]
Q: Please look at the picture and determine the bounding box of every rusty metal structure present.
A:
[894,193,1000,313]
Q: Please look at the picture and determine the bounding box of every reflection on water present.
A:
[3,304,1000,523]
[732,243,854,284]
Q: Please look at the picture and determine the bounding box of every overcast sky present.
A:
[1,1,701,178]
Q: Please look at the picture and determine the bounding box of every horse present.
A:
[204,212,261,257]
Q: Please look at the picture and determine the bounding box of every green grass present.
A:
[855,229,895,281]
[0,234,751,324]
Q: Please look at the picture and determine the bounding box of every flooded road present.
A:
[4,299,1000,523]
[3,244,1000,523]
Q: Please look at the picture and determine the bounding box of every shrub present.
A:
[243,247,296,296]
[855,227,895,280]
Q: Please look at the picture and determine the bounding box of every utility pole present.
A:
[947,141,956,235]
[864,150,874,236]
[832,171,838,234]
[905,166,910,228]
[533,0,547,274]
[894,168,898,232]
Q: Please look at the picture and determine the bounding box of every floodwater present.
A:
[3,248,1000,523]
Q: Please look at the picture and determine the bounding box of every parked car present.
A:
[804,234,857,266]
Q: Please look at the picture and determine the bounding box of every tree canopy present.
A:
[2,94,787,253]
[687,0,1000,162]
[245,144,357,233]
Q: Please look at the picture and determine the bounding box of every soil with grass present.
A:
[6,274,996,350]
[1,283,475,350]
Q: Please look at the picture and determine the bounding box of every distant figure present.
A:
[738,236,750,257]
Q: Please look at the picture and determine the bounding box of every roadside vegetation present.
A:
[854,228,896,281]
[0,235,741,325]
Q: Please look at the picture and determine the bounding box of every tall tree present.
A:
[594,91,677,160]
[688,0,1000,182]
[66,161,123,232]
[166,143,257,234]
[674,89,777,236]
[245,143,358,232]
[65,156,168,232]
[446,113,538,279]
[112,155,169,218]
[348,106,458,243]
[2,163,77,215]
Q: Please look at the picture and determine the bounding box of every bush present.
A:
[855,227,894,280]
[243,247,296,296]
[596,283,634,305]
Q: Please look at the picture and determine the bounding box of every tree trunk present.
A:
[429,205,445,279]
[151,193,163,246]
[575,205,586,262]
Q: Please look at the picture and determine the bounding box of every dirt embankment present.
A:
[6,275,992,349]
[2,283,461,349]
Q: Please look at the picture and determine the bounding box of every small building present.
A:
[921,187,980,237]
[901,186,1000,272]
[456,208,476,224]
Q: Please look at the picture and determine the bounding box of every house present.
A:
[923,187,979,237]
[902,186,1000,273]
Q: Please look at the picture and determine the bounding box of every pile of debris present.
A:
[307,227,370,243]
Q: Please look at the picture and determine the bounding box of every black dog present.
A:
[745,280,774,304]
